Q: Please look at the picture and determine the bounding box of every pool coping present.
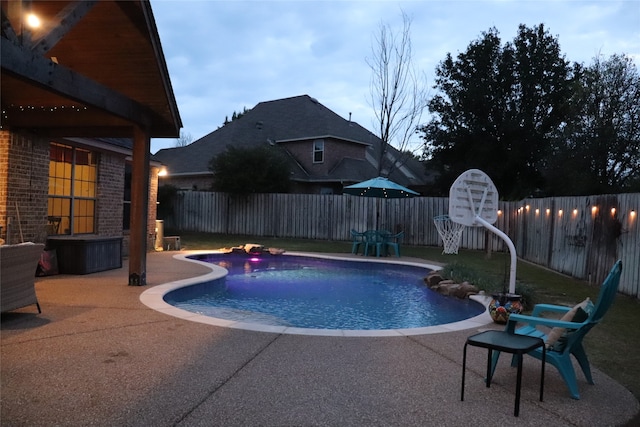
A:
[139,251,494,337]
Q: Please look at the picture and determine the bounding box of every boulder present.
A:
[424,273,445,287]
[435,283,450,296]
[425,275,480,299]
[453,282,479,298]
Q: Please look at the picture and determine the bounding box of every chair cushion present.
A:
[545,298,593,350]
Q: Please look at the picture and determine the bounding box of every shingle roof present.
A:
[154,95,428,187]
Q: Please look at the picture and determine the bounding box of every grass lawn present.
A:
[174,231,640,415]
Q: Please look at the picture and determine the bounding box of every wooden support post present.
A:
[128,125,150,286]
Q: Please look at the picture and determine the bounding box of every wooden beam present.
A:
[1,7,19,43]
[26,126,137,139]
[30,1,98,55]
[1,37,156,129]
[128,125,151,286]
[117,0,183,133]
[142,1,183,134]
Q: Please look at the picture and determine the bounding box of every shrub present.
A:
[440,261,537,310]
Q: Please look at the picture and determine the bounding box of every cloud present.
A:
[150,0,639,153]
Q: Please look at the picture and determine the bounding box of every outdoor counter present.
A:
[46,236,122,275]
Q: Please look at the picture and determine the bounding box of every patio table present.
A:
[461,330,545,417]
[363,230,388,257]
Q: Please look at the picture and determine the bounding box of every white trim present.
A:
[277,134,371,146]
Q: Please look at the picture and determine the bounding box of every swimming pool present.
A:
[140,252,491,336]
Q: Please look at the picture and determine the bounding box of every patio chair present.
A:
[1,243,45,313]
[350,229,365,255]
[385,231,404,257]
[363,230,385,257]
[490,259,623,399]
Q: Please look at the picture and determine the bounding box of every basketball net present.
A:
[433,215,465,254]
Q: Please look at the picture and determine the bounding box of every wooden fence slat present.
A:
[165,191,640,298]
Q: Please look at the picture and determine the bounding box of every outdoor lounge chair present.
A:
[491,259,622,399]
[0,243,45,313]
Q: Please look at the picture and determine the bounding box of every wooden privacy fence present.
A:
[165,191,639,298]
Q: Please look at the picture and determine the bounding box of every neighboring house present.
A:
[155,95,431,194]
[1,1,180,285]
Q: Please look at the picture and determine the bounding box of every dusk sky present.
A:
[149,0,640,153]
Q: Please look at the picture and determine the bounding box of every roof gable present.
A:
[156,95,427,187]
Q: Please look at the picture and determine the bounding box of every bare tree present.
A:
[175,130,193,147]
[366,10,429,177]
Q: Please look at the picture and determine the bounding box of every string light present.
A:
[6,104,87,113]
[458,205,636,222]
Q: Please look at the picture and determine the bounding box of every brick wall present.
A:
[121,164,160,257]
[1,130,158,255]
[282,138,366,175]
[0,131,8,242]
[97,153,125,237]
[147,166,159,251]
[0,130,49,244]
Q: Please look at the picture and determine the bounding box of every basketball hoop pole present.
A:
[450,169,517,294]
[474,215,517,294]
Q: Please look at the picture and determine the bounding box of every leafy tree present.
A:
[421,24,576,199]
[208,145,291,195]
[223,107,251,126]
[367,10,429,177]
[544,54,640,194]
[157,184,179,220]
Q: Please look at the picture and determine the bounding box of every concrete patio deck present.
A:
[1,251,638,426]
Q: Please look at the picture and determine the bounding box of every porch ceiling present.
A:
[1,0,181,138]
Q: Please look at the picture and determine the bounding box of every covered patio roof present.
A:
[1,0,182,286]
[1,0,181,137]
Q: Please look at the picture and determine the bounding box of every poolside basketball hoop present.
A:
[433,215,465,254]
[448,169,518,295]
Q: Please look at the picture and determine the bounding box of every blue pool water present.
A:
[164,253,485,330]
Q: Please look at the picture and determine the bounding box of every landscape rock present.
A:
[423,273,480,299]
[424,273,445,287]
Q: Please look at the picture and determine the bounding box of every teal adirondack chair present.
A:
[491,260,623,399]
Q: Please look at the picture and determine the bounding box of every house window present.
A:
[313,139,324,163]
[47,143,98,235]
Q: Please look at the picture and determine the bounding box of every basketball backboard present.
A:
[448,169,499,226]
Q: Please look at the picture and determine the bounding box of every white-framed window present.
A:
[313,139,324,163]
[47,142,98,235]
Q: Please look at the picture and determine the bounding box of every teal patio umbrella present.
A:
[343,177,419,198]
